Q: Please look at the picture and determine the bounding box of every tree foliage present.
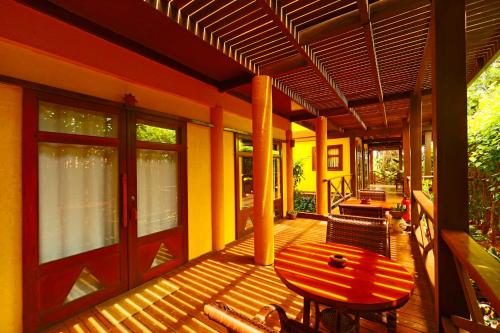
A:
[467,57,500,242]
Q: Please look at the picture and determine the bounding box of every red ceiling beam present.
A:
[357,0,387,127]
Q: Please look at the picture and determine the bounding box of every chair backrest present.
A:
[359,189,386,201]
[326,214,390,257]
[339,205,384,218]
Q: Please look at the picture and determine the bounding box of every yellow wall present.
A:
[293,137,351,192]
[223,132,236,245]
[187,124,212,260]
[0,84,23,331]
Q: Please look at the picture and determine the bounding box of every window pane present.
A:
[39,102,118,137]
[238,138,253,153]
[240,156,253,209]
[273,158,281,199]
[38,143,119,264]
[137,149,178,237]
[136,123,176,144]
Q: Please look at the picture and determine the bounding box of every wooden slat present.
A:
[441,230,500,312]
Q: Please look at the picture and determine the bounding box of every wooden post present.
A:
[402,119,411,196]
[286,128,294,212]
[350,137,357,196]
[424,131,432,176]
[315,116,328,215]
[252,75,274,266]
[369,149,374,184]
[432,0,469,324]
[410,95,422,229]
[210,105,225,251]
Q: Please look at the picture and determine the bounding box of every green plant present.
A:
[294,192,316,213]
[293,159,305,189]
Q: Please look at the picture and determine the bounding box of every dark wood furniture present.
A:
[204,301,317,333]
[274,242,414,332]
[358,189,387,201]
[327,214,390,256]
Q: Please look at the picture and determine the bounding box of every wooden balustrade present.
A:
[441,230,500,333]
[326,174,353,211]
[412,190,436,286]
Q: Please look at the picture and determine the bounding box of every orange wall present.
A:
[0,83,23,332]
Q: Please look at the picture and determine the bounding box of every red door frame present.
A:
[126,109,188,288]
[22,89,188,331]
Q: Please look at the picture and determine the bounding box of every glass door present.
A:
[127,112,186,286]
[23,91,128,331]
[235,135,283,239]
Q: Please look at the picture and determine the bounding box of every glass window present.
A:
[39,101,118,137]
[327,145,343,171]
[238,137,253,153]
[137,149,178,237]
[38,143,119,264]
[240,156,253,209]
[273,158,281,199]
[136,123,176,144]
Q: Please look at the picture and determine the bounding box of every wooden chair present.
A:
[204,301,317,333]
[315,215,396,332]
[358,189,387,201]
[339,205,384,218]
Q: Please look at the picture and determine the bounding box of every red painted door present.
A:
[23,91,187,332]
[126,111,187,287]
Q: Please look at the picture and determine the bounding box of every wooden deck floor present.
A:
[44,217,437,333]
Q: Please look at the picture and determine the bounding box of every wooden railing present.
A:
[441,230,500,333]
[412,190,436,286]
[326,174,353,210]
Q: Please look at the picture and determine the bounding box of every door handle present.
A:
[122,173,128,228]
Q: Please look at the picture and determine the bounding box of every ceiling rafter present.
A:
[414,18,433,95]
[262,0,430,79]
[255,0,349,111]
[143,0,320,117]
[357,0,387,127]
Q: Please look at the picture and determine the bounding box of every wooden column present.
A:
[210,105,225,251]
[315,116,328,215]
[402,119,411,197]
[286,128,294,212]
[424,131,432,176]
[432,0,468,324]
[410,95,422,228]
[369,149,374,184]
[349,137,357,196]
[252,75,274,266]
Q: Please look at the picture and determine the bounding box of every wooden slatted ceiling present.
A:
[372,3,431,95]
[465,0,500,83]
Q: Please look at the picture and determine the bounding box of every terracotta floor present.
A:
[43,215,437,332]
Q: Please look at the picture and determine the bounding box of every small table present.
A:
[339,198,394,211]
[274,242,414,329]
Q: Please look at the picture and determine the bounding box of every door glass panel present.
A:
[273,158,281,199]
[240,156,253,209]
[136,123,176,144]
[137,149,178,237]
[38,143,119,264]
[39,102,118,137]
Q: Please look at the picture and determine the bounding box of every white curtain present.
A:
[38,144,119,264]
[137,149,178,237]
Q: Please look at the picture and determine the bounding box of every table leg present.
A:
[303,298,311,327]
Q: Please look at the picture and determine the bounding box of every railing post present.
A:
[341,176,345,197]
[327,179,332,213]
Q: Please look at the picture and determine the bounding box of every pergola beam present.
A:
[414,19,433,95]
[328,126,402,139]
[357,0,387,127]
[256,0,349,110]
[327,118,344,133]
[262,0,430,78]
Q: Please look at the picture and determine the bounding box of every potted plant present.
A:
[390,203,406,219]
[287,210,298,220]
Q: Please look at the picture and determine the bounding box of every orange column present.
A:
[252,75,274,265]
[286,128,294,212]
[210,105,225,251]
[316,116,328,215]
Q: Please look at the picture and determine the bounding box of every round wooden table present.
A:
[274,242,414,328]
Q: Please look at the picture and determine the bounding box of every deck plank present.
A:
[43,206,436,332]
